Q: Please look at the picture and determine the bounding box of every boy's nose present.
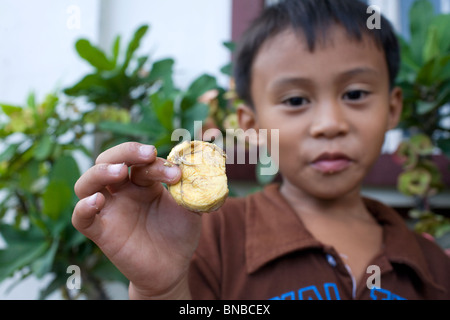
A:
[309,102,350,139]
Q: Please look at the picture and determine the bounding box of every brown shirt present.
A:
[188,183,450,300]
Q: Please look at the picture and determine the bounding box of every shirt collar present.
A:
[244,183,446,293]
[245,183,321,274]
[364,197,446,293]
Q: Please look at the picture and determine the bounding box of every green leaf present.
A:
[31,238,59,278]
[435,222,450,238]
[416,57,438,85]
[38,274,67,300]
[152,134,174,157]
[50,155,81,188]
[63,73,109,97]
[122,25,149,71]
[410,133,434,155]
[132,56,149,77]
[64,227,88,249]
[438,55,450,80]
[151,93,174,131]
[40,155,80,220]
[42,180,72,220]
[430,14,450,53]
[65,69,130,106]
[0,225,49,282]
[146,58,175,94]
[148,58,174,80]
[220,42,235,74]
[18,160,40,192]
[33,135,54,160]
[0,104,22,116]
[435,81,450,106]
[26,92,36,111]
[409,0,436,64]
[223,41,236,52]
[40,93,59,118]
[98,121,154,138]
[181,74,218,112]
[180,102,209,136]
[416,55,450,87]
[398,168,432,197]
[186,74,217,101]
[111,35,121,67]
[423,25,440,63]
[0,143,20,162]
[75,39,115,71]
[417,100,436,115]
[0,223,44,246]
[220,63,233,77]
[139,102,169,138]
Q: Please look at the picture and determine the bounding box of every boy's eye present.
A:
[282,96,309,107]
[343,90,369,101]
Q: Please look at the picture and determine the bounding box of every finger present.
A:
[130,157,182,187]
[96,142,157,166]
[74,162,128,199]
[72,192,106,241]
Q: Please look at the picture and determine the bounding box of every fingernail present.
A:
[108,163,125,176]
[87,193,98,207]
[164,166,179,180]
[139,145,154,158]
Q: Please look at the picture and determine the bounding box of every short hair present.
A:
[234,0,400,107]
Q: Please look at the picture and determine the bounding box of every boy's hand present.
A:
[72,142,202,299]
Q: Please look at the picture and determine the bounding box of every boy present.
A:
[72,0,450,300]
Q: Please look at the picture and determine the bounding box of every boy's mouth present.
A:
[310,152,353,174]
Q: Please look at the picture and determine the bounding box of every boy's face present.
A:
[238,26,403,200]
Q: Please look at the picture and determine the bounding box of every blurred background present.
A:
[0,0,232,299]
[0,0,449,299]
[0,0,231,105]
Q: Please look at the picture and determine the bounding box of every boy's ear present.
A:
[237,104,261,146]
[237,104,259,131]
[387,86,403,131]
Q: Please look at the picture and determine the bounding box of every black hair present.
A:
[234,0,400,107]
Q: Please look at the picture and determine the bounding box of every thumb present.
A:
[72,192,106,241]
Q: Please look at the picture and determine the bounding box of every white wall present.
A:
[0,0,101,105]
[0,0,231,300]
[99,0,232,88]
[0,0,102,301]
[442,0,450,13]
[0,0,232,105]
